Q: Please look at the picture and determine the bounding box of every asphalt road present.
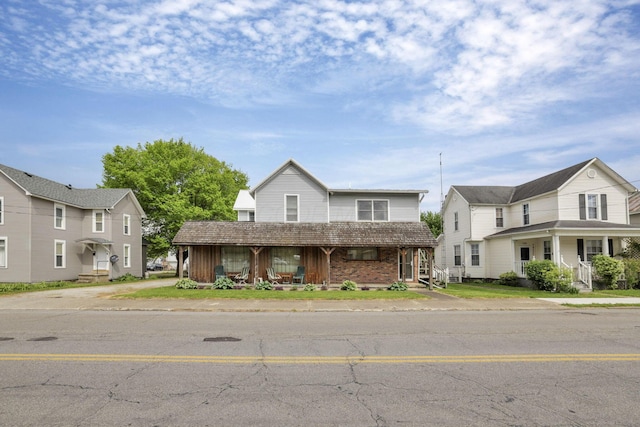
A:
[1,309,639,426]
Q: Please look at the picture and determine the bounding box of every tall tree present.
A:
[421,211,443,238]
[101,138,249,258]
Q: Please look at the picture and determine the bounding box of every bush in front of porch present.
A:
[525,260,573,292]
[592,255,624,290]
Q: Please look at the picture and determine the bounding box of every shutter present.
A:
[608,239,614,257]
[579,194,586,220]
[600,194,608,220]
[577,239,584,262]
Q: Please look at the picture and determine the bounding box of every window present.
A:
[54,204,65,229]
[222,246,250,272]
[249,211,255,222]
[453,245,461,266]
[55,240,65,268]
[454,212,459,231]
[523,203,530,225]
[357,200,389,222]
[586,240,602,262]
[471,244,480,266]
[0,238,6,268]
[123,214,131,235]
[543,241,552,260]
[93,211,104,233]
[346,248,378,261]
[587,194,598,219]
[0,197,4,225]
[271,247,301,274]
[285,194,299,222]
[123,244,131,268]
[495,208,504,228]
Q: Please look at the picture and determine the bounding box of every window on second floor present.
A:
[285,194,299,222]
[54,204,65,230]
[357,200,389,222]
[523,203,530,225]
[123,214,131,235]
[453,244,461,266]
[0,197,4,225]
[93,211,104,233]
[55,240,65,268]
[454,212,459,231]
[495,208,504,228]
[579,193,608,221]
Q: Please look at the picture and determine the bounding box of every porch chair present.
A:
[266,267,282,285]
[214,265,226,281]
[234,266,250,284]
[292,266,305,284]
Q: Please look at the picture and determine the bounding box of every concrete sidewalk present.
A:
[0,279,638,312]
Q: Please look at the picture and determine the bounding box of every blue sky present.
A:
[1,0,639,213]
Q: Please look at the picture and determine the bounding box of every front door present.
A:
[399,249,414,281]
[519,246,531,277]
[93,245,110,272]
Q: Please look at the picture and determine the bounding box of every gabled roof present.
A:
[630,192,640,215]
[0,163,145,214]
[173,221,436,248]
[451,158,636,206]
[250,158,328,195]
[233,189,255,211]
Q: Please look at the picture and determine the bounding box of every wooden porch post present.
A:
[320,247,335,286]
[250,247,264,285]
[400,248,407,282]
[177,245,184,279]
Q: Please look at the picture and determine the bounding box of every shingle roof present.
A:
[486,220,640,238]
[0,163,133,209]
[173,221,437,247]
[453,159,594,205]
[630,192,640,215]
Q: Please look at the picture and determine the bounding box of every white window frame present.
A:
[123,244,131,268]
[285,194,299,222]
[543,240,552,260]
[586,239,603,262]
[54,203,66,230]
[55,240,66,268]
[0,237,7,268]
[454,211,459,231]
[523,203,530,226]
[93,210,104,233]
[495,208,504,228]
[471,243,480,266]
[357,199,389,222]
[587,194,599,219]
[0,197,4,225]
[123,214,131,236]
[453,244,461,266]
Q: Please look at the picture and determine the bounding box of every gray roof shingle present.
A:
[0,163,131,209]
[173,221,437,247]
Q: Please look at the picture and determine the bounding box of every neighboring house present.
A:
[173,159,437,285]
[436,158,640,289]
[629,192,640,226]
[0,163,146,283]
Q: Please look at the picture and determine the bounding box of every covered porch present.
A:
[173,221,437,287]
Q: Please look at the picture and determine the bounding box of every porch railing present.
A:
[515,261,530,278]
[577,259,592,291]
[433,264,449,287]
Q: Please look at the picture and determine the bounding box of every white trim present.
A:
[54,203,66,230]
[123,213,131,236]
[54,239,66,269]
[356,199,390,222]
[284,194,299,223]
[0,196,4,225]
[93,210,104,233]
[123,244,131,268]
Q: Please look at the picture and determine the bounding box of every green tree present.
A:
[101,138,249,259]
[421,211,442,238]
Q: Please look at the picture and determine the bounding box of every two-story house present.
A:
[173,159,437,286]
[436,158,640,289]
[0,163,146,283]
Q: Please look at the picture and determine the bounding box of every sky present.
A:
[1,0,640,213]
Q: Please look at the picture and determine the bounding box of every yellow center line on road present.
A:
[1,353,640,364]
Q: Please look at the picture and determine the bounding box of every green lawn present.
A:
[438,282,640,299]
[119,286,428,300]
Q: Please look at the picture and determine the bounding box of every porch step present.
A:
[77,271,110,283]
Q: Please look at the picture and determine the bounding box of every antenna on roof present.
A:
[66,184,72,190]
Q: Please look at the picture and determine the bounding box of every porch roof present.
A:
[486,220,640,239]
[173,221,437,248]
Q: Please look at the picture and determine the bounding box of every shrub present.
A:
[113,273,138,282]
[525,260,557,291]
[255,281,273,290]
[175,278,198,289]
[623,259,640,289]
[388,281,408,291]
[212,276,235,290]
[303,284,316,291]
[497,271,519,287]
[340,280,357,291]
[592,255,624,289]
